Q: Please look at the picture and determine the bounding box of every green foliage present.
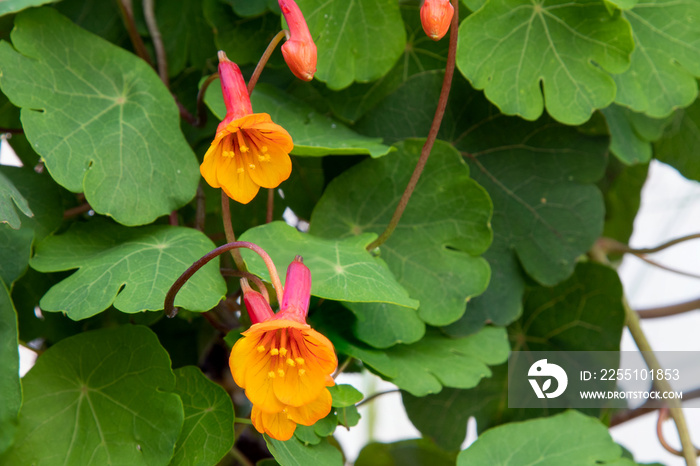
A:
[295,0,406,89]
[613,0,700,117]
[239,221,418,308]
[170,366,235,466]
[1,0,698,463]
[0,168,32,229]
[457,0,634,125]
[30,221,226,319]
[0,280,20,455]
[1,326,184,465]
[405,263,625,448]
[206,82,392,157]
[456,411,627,465]
[312,139,492,341]
[0,8,199,226]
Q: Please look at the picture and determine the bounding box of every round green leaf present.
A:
[170,366,235,466]
[614,0,700,118]
[457,411,625,465]
[30,221,226,320]
[294,0,406,90]
[239,221,419,309]
[355,439,456,466]
[457,0,634,125]
[601,104,672,164]
[0,8,199,226]
[328,384,363,408]
[1,325,184,466]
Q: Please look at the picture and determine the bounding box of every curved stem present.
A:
[610,387,700,426]
[366,0,459,251]
[637,297,700,319]
[220,268,270,303]
[143,0,169,87]
[247,30,287,95]
[164,241,284,318]
[195,184,206,231]
[599,233,700,255]
[117,0,152,65]
[266,189,275,223]
[624,298,698,465]
[657,408,700,458]
[631,254,700,280]
[63,203,92,219]
[333,356,354,379]
[0,127,23,134]
[356,389,400,408]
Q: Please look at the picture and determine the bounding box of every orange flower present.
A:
[230,257,338,440]
[420,0,454,41]
[200,52,293,204]
[279,0,317,81]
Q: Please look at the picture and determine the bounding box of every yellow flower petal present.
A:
[251,406,297,441]
[286,388,332,426]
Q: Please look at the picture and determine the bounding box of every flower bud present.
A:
[278,0,317,81]
[279,255,311,321]
[242,287,274,324]
[420,0,454,41]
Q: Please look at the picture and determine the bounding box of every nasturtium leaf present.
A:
[0,169,32,229]
[0,280,20,455]
[328,384,363,408]
[205,82,392,157]
[342,301,426,348]
[323,5,450,124]
[0,90,20,128]
[613,0,700,118]
[0,0,57,16]
[170,366,235,466]
[265,436,343,466]
[381,327,509,396]
[601,104,672,164]
[294,425,322,445]
[405,263,626,448]
[1,325,184,466]
[0,8,199,226]
[311,139,492,340]
[238,221,419,309]
[0,166,62,286]
[355,439,457,466]
[30,220,226,320]
[456,411,625,465]
[294,0,406,90]
[605,0,639,8]
[654,96,700,182]
[456,0,634,125]
[157,0,215,77]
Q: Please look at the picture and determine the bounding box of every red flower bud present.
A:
[420,0,454,41]
[279,0,317,81]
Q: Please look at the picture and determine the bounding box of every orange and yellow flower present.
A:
[200,52,293,204]
[230,257,338,440]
